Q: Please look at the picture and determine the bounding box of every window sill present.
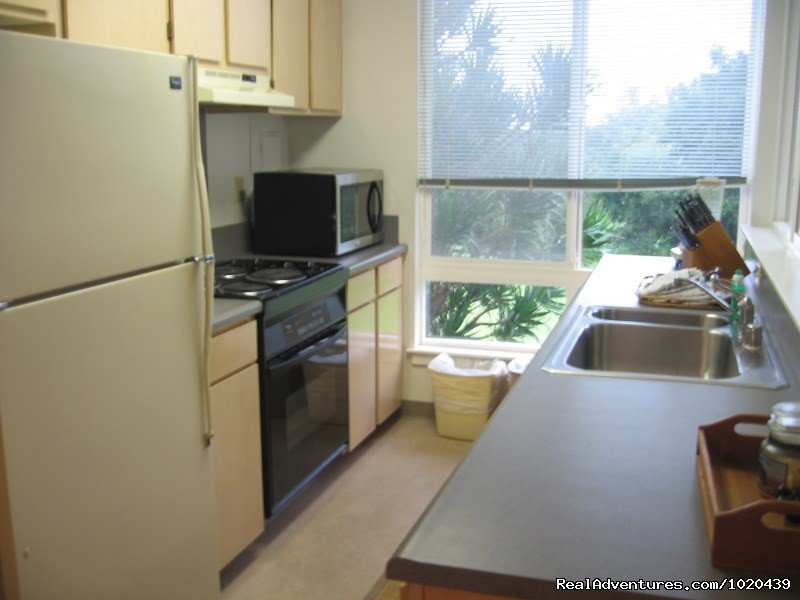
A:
[408,344,535,367]
[741,224,800,332]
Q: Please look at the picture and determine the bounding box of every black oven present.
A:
[259,284,349,516]
[213,258,349,517]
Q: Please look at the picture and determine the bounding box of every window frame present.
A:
[415,185,589,354]
[414,0,764,356]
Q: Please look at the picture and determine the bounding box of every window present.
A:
[771,0,800,240]
[417,0,764,353]
[787,16,800,241]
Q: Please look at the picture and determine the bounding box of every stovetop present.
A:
[214,258,344,302]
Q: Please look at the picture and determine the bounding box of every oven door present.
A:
[262,322,349,515]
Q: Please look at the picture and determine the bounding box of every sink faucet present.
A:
[674,269,762,350]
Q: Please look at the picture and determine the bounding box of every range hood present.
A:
[196,66,294,108]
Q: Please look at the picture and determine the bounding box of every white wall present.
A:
[287,0,431,401]
[205,113,289,227]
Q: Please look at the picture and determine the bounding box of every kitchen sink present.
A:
[542,305,786,389]
[588,307,729,329]
[566,323,739,379]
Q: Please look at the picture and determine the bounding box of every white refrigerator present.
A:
[0,32,220,599]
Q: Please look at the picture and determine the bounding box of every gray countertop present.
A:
[386,255,799,599]
[211,242,407,332]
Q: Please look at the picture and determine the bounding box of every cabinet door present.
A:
[226,0,270,72]
[210,363,264,569]
[348,301,376,450]
[0,0,59,34]
[63,0,169,53]
[171,0,224,64]
[376,288,402,424]
[271,0,309,109]
[309,0,342,112]
[0,0,57,18]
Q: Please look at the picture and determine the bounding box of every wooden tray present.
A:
[696,414,800,574]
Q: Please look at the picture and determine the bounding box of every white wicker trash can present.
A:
[428,354,508,441]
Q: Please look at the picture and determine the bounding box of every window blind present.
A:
[418,0,764,189]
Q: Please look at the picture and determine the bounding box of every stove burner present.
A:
[219,281,273,298]
[247,268,307,286]
[213,258,343,301]
[215,264,250,280]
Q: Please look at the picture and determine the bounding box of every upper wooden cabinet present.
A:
[0,0,60,36]
[226,0,271,71]
[272,0,342,116]
[271,0,308,109]
[171,0,225,64]
[62,1,271,72]
[171,0,271,72]
[0,0,58,21]
[308,0,341,112]
[63,0,169,53]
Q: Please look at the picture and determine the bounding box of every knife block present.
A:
[682,222,749,278]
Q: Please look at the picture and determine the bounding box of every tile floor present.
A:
[220,414,471,600]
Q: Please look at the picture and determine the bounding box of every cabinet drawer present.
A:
[347,269,376,311]
[377,257,403,296]
[210,319,257,384]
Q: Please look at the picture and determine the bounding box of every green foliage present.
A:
[431,188,567,261]
[427,282,565,344]
[581,198,625,268]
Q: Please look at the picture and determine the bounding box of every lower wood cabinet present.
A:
[376,287,402,424]
[347,300,377,451]
[401,582,512,599]
[209,319,264,569]
[346,256,404,450]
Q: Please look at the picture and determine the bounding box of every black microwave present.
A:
[253,169,384,257]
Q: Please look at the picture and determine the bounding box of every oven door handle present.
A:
[266,323,347,376]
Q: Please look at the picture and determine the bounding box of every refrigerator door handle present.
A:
[189,54,216,448]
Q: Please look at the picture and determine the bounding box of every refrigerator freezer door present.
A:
[0,262,219,600]
[0,32,206,302]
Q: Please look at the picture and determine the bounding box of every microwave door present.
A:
[338,184,367,249]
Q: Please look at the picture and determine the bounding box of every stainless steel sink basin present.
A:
[542,305,785,389]
[566,323,739,379]
[589,307,729,329]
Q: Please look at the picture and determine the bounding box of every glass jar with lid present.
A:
[758,402,800,497]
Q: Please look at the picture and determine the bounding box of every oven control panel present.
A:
[282,305,330,344]
[262,292,347,361]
